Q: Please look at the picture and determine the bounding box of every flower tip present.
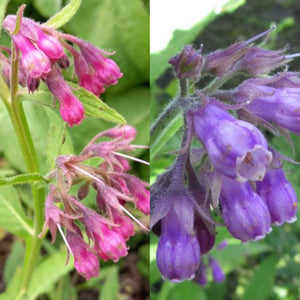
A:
[60,96,85,126]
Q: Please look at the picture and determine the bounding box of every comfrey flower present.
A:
[189,101,272,182]
[156,205,201,282]
[40,126,149,279]
[256,150,298,225]
[233,78,300,135]
[220,176,272,242]
[2,8,122,126]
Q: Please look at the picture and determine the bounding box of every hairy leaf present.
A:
[45,0,82,29]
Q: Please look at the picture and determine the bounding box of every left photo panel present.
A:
[0,0,149,299]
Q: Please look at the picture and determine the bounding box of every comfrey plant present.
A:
[0,3,149,298]
[150,27,299,284]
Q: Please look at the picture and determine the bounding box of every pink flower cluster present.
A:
[40,125,149,279]
[2,13,122,126]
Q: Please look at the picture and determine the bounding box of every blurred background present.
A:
[0,0,149,299]
[150,0,300,299]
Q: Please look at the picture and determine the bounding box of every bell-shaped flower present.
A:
[190,102,272,182]
[156,207,201,282]
[220,176,272,242]
[66,230,99,280]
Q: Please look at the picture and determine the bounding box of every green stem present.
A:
[2,46,45,296]
[150,79,189,146]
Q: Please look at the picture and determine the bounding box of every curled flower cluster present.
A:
[1,10,122,126]
[151,27,299,284]
[41,125,149,279]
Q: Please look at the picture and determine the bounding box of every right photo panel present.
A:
[150,1,300,299]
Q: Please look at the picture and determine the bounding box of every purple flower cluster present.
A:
[1,11,122,126]
[151,28,299,284]
[40,126,149,279]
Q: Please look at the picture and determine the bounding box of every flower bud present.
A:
[256,152,298,225]
[72,50,105,96]
[238,47,286,76]
[36,29,65,60]
[112,212,135,241]
[220,177,272,242]
[204,28,274,76]
[209,257,225,283]
[168,45,203,80]
[66,230,99,280]
[78,40,123,86]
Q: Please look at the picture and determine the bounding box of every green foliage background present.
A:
[0,0,149,299]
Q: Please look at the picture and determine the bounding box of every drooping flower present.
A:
[220,176,272,242]
[66,230,100,280]
[12,33,51,78]
[41,126,148,279]
[256,150,298,225]
[234,79,300,135]
[156,206,201,282]
[45,65,85,126]
[189,101,272,182]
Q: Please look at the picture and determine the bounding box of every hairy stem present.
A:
[150,79,189,146]
[4,45,45,296]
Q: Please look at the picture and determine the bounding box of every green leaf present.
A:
[165,281,207,300]
[4,240,24,284]
[45,0,82,29]
[0,101,51,174]
[242,254,278,300]
[69,82,127,125]
[0,0,9,36]
[0,173,46,186]
[99,266,119,300]
[150,113,182,160]
[27,250,74,300]
[67,0,149,93]
[0,266,22,300]
[0,186,33,236]
[33,0,63,19]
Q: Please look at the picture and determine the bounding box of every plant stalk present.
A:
[3,45,46,296]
